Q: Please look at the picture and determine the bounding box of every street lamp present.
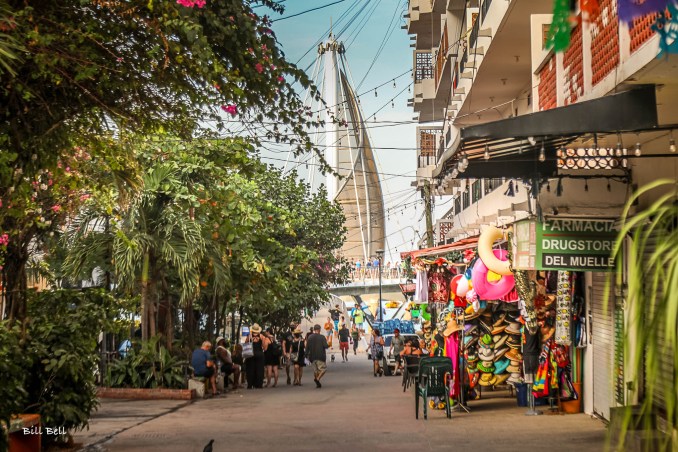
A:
[376,249,384,323]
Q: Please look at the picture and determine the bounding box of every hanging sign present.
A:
[512,218,617,271]
[538,217,617,271]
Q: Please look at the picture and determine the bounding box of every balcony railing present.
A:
[480,0,493,23]
[471,180,482,203]
[454,196,461,215]
[459,46,468,73]
[418,154,437,168]
[415,52,433,82]
[484,177,504,195]
[434,23,449,87]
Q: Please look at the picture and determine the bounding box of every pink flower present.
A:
[194,0,206,7]
[270,64,276,70]
[278,76,284,83]
[0,234,9,246]
[177,0,205,7]
[255,63,264,73]
[51,205,61,213]
[221,104,238,116]
[79,194,91,202]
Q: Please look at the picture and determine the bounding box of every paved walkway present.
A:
[76,354,608,452]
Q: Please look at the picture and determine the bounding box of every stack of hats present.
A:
[506,348,523,384]
[477,334,497,386]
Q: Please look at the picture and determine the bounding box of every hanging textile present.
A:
[653,3,678,58]
[445,332,461,398]
[556,271,573,345]
[428,270,450,303]
[618,0,670,23]
[414,269,429,302]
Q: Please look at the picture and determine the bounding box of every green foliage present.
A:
[609,179,678,450]
[107,336,187,389]
[21,289,118,446]
[0,322,28,450]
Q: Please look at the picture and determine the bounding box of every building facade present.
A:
[406,0,677,432]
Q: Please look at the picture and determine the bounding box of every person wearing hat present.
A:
[289,326,306,386]
[191,341,218,396]
[306,324,330,388]
[351,303,365,331]
[216,337,237,391]
[244,323,269,389]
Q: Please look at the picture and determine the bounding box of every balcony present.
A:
[434,22,453,97]
[415,127,443,184]
[407,0,434,37]
[413,51,447,122]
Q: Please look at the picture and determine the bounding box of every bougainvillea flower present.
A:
[221,104,238,116]
[255,63,264,73]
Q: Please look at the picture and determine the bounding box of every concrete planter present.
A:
[97,387,195,400]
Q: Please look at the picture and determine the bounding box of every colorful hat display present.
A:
[464,324,478,336]
[505,322,522,335]
[479,373,499,387]
[491,324,508,335]
[443,320,463,337]
[493,314,506,327]
[481,334,493,346]
[493,334,508,349]
[494,373,510,385]
[477,362,495,373]
[494,358,510,374]
[508,373,522,385]
[506,336,521,349]
[507,364,521,373]
[464,335,479,349]
[493,347,509,361]
[469,372,480,388]
[466,351,478,362]
[478,348,494,360]
[479,319,492,334]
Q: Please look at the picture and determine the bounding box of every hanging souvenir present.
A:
[472,249,515,300]
[580,0,600,21]
[514,270,538,334]
[546,0,576,52]
[555,271,573,345]
[414,269,428,302]
[428,269,451,303]
[618,0,670,23]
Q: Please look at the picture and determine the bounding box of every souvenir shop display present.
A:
[405,225,581,413]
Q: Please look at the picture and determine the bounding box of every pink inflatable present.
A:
[472,250,515,300]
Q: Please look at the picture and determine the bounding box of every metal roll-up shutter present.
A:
[591,271,614,421]
[643,237,674,411]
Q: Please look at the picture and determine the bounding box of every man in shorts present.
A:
[306,324,329,388]
[351,324,361,355]
[329,304,342,333]
[191,341,218,395]
[337,323,350,362]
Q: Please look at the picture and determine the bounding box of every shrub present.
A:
[107,336,187,389]
[0,323,29,450]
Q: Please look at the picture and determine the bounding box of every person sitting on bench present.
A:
[192,341,218,395]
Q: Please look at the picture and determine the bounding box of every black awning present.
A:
[443,85,661,179]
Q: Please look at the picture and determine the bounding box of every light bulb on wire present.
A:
[484,144,490,160]
[634,142,642,157]
[670,130,676,153]
[539,141,546,162]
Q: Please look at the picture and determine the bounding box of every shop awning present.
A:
[400,236,478,260]
[434,85,661,179]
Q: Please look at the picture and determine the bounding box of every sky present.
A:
[262,0,441,263]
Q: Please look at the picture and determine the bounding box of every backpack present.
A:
[270,341,283,357]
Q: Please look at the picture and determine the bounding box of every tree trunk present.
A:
[4,241,28,323]
[140,250,150,341]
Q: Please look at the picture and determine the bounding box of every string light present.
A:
[634,141,642,157]
[484,144,490,160]
[539,140,546,162]
[393,80,396,88]
[374,89,378,97]
[391,100,394,108]
[670,130,676,153]
[616,132,623,157]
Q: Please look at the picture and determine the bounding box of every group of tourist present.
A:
[191,321,344,394]
[350,258,404,280]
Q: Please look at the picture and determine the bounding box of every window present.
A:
[471,180,482,203]
[484,178,503,195]
[542,24,550,49]
[462,190,470,210]
[454,196,461,215]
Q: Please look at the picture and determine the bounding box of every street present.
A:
[78,350,607,452]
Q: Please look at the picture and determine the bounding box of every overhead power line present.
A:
[271,0,347,22]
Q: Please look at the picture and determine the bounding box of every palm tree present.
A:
[64,164,205,342]
[611,179,678,450]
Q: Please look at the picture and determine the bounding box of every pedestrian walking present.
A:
[338,323,350,362]
[264,328,281,387]
[351,303,365,331]
[389,329,405,375]
[370,329,385,377]
[351,324,361,355]
[329,304,342,332]
[289,326,306,386]
[306,324,329,388]
[323,316,333,345]
[281,322,296,385]
[244,323,269,389]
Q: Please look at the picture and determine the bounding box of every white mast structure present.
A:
[317,35,385,263]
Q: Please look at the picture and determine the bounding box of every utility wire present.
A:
[271,0,347,22]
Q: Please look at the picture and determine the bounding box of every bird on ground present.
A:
[203,439,214,452]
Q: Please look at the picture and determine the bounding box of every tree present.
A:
[0,0,324,320]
